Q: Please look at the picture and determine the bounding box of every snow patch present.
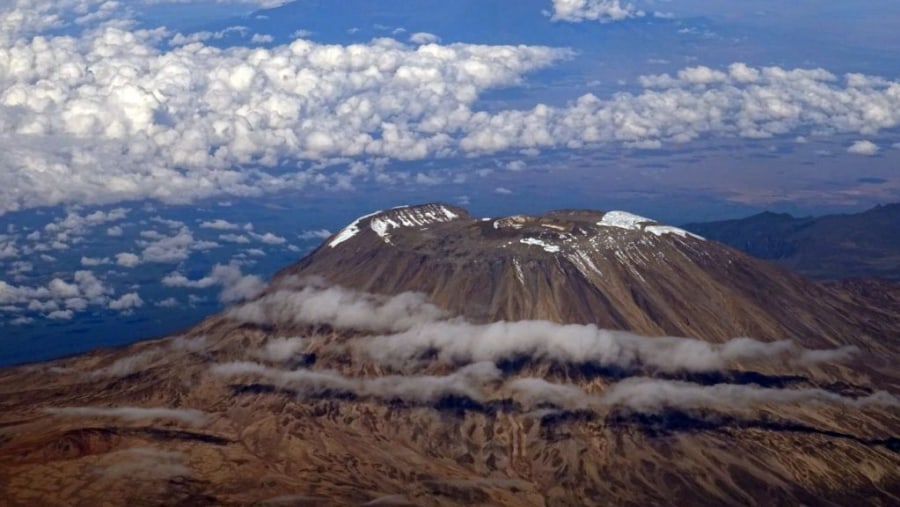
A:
[567,250,603,278]
[369,205,459,243]
[520,237,560,253]
[512,257,525,284]
[597,211,651,231]
[645,225,704,240]
[598,210,703,240]
[328,210,382,248]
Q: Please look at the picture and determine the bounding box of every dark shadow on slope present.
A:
[660,370,808,389]
[606,409,899,451]
[227,382,520,415]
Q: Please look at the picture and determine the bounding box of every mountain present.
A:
[1,204,898,506]
[683,203,900,281]
[275,204,897,353]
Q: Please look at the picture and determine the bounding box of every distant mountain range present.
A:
[683,203,900,281]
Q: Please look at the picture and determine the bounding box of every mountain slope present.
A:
[277,204,897,352]
[1,204,898,506]
[683,203,900,281]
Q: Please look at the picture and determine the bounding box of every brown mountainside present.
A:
[1,204,898,506]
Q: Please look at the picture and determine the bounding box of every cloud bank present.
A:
[212,360,503,404]
[361,321,858,373]
[229,284,447,333]
[228,283,859,374]
[507,377,900,413]
[2,2,899,213]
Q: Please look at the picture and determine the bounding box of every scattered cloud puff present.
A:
[255,336,308,362]
[115,252,141,267]
[548,0,642,23]
[299,229,332,240]
[409,32,440,45]
[108,292,144,311]
[163,263,265,303]
[847,140,880,156]
[199,219,240,230]
[137,227,218,263]
[0,269,118,319]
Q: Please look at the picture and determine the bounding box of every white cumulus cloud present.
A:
[548,0,642,23]
[847,140,880,156]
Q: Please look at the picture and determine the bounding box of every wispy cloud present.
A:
[45,406,209,426]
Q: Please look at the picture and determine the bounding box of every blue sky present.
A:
[1,0,899,364]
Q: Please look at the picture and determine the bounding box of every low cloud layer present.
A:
[507,377,900,414]
[97,447,191,480]
[228,282,858,374]
[229,284,447,333]
[88,335,207,377]
[45,406,209,426]
[601,378,900,413]
[360,321,857,374]
[212,361,502,404]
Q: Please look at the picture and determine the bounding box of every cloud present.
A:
[97,448,190,480]
[91,348,165,377]
[47,309,74,320]
[255,336,308,362]
[459,65,900,153]
[199,219,240,230]
[89,336,207,377]
[164,263,264,303]
[212,360,502,404]
[847,140,880,156]
[155,297,178,307]
[81,256,110,266]
[44,406,209,426]
[2,0,900,214]
[219,234,251,244]
[360,320,858,374]
[299,229,332,240]
[138,227,218,263]
[506,377,900,413]
[547,0,643,23]
[228,282,447,333]
[228,282,857,375]
[0,269,113,318]
[115,252,141,267]
[0,3,567,213]
[409,32,440,45]
[252,231,286,245]
[108,292,144,311]
[598,378,900,413]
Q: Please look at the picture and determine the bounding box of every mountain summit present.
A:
[278,203,896,352]
[1,204,898,506]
